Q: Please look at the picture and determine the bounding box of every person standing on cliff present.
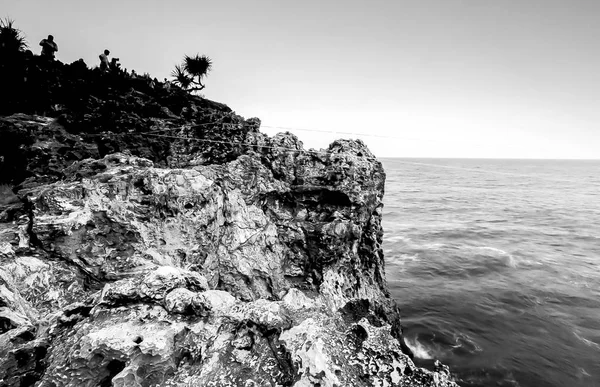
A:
[99,49,110,72]
[39,35,58,59]
[109,57,121,73]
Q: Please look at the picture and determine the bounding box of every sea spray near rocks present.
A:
[0,51,457,386]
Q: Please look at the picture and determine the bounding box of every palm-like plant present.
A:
[171,54,212,92]
[171,64,192,90]
[0,18,28,56]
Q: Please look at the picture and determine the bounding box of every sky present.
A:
[5,0,600,159]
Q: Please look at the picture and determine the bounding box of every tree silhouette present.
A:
[171,54,212,92]
[171,64,192,90]
[0,18,28,58]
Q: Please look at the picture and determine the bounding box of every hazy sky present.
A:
[5,0,600,158]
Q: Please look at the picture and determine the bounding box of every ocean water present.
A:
[381,158,600,387]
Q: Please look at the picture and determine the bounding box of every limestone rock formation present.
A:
[0,53,457,386]
[0,137,456,386]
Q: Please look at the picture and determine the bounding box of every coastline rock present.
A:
[0,144,457,386]
[0,54,457,385]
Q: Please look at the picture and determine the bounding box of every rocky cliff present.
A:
[0,55,457,386]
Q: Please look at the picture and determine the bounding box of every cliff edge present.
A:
[0,55,457,386]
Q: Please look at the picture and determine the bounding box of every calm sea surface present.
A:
[381,158,600,387]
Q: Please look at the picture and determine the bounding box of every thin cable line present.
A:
[261,125,450,144]
[145,120,234,134]
[143,121,449,145]
[260,124,534,150]
[126,132,377,160]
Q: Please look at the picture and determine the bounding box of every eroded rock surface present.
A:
[0,105,456,386]
[0,140,456,386]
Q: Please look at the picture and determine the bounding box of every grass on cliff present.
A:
[0,184,19,206]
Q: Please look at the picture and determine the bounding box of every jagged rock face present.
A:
[0,51,457,386]
[0,119,457,385]
[23,145,388,306]
[0,109,257,188]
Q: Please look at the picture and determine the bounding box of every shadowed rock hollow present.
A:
[0,54,457,386]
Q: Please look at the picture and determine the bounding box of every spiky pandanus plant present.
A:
[0,18,28,58]
[171,64,193,90]
[171,54,212,92]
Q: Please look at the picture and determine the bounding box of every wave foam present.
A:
[405,337,434,359]
[453,333,483,353]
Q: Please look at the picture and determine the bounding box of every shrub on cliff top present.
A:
[0,18,28,57]
[171,54,212,92]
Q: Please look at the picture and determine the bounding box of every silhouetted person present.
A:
[39,35,58,59]
[110,57,121,72]
[99,49,110,72]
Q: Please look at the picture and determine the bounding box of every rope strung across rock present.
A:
[261,124,451,143]
[126,132,379,160]
[144,120,229,134]
[137,120,431,158]
[145,121,447,144]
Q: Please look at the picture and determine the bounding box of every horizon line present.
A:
[378,156,600,161]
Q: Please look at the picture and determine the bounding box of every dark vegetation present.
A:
[172,54,213,92]
[0,18,213,117]
[0,19,262,187]
[0,18,28,53]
